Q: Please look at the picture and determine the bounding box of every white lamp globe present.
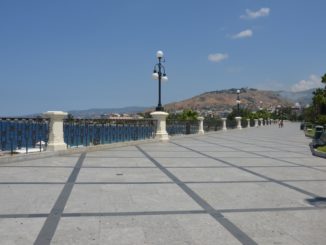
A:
[162,76,168,82]
[156,50,164,58]
[152,72,159,80]
[237,89,240,94]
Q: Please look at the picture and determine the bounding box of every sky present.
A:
[1,0,325,116]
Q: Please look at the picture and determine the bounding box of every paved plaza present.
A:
[0,123,326,245]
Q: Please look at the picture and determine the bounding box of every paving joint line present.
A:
[0,166,74,168]
[1,179,325,186]
[236,134,311,146]
[211,134,310,155]
[171,141,319,198]
[2,206,326,219]
[34,152,86,245]
[199,136,326,174]
[207,134,307,156]
[136,145,258,245]
[0,182,66,185]
[233,136,308,149]
[75,181,174,185]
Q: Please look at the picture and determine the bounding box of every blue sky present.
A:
[1,0,325,116]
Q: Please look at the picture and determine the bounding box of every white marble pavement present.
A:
[0,123,326,245]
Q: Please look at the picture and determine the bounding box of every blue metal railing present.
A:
[250,119,255,127]
[64,118,157,148]
[203,119,223,131]
[226,119,237,129]
[241,119,248,128]
[166,120,199,135]
[0,118,49,155]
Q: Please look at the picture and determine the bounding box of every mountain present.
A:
[68,106,149,118]
[29,88,314,118]
[163,88,297,112]
[279,89,314,106]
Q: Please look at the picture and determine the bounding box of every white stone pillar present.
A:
[222,118,227,131]
[197,117,204,134]
[235,117,242,130]
[254,119,258,127]
[43,111,68,151]
[247,119,250,128]
[150,111,169,141]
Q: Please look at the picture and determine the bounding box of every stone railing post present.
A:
[254,119,258,127]
[222,118,227,131]
[247,119,250,128]
[235,117,242,130]
[43,111,68,151]
[150,111,169,141]
[197,116,204,134]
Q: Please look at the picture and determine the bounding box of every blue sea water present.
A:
[0,119,156,152]
[0,120,48,152]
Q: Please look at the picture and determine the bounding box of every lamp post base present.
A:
[43,111,68,152]
[151,111,169,141]
[155,106,164,112]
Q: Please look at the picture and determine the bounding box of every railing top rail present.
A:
[64,118,156,121]
[63,118,157,124]
[0,117,49,121]
[167,119,198,123]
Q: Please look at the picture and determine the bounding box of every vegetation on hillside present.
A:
[164,88,292,112]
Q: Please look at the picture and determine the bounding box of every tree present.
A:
[303,106,315,122]
[179,109,198,121]
[227,107,254,120]
[66,113,74,122]
[304,73,326,123]
[321,73,326,87]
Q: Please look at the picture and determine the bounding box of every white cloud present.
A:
[291,74,323,92]
[208,53,229,63]
[232,29,253,39]
[241,8,270,19]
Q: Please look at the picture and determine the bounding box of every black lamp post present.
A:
[152,50,168,111]
[236,89,240,117]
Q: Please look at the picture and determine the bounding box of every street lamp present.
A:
[152,50,168,111]
[277,105,282,119]
[236,89,240,117]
